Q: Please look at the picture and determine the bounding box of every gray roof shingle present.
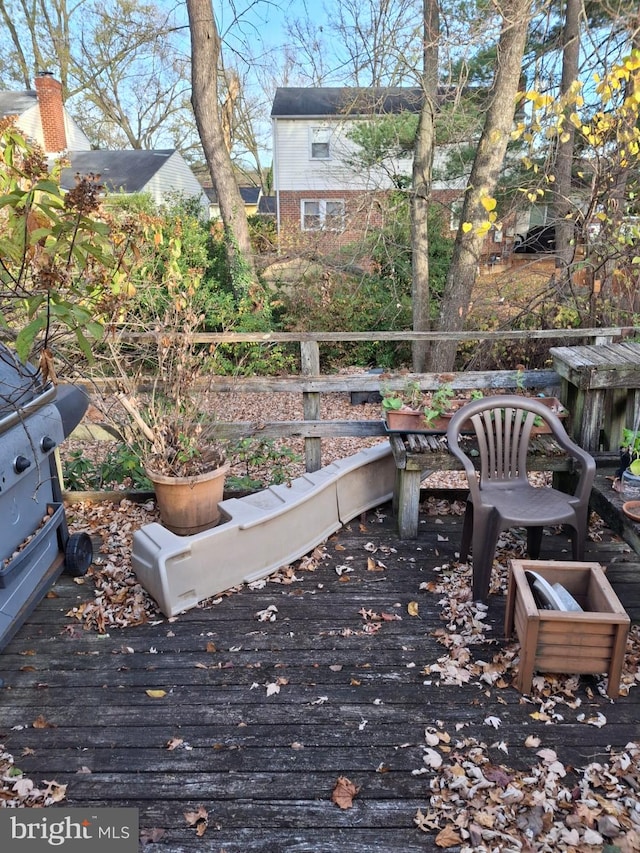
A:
[0,90,37,118]
[60,149,175,193]
[271,87,423,118]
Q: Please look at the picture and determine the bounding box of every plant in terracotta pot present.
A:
[423,383,456,428]
[381,379,426,430]
[99,232,230,535]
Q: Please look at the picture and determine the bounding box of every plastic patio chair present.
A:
[446,395,596,602]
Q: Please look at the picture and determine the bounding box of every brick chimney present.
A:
[34,72,67,152]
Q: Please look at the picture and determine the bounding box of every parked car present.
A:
[513,225,556,253]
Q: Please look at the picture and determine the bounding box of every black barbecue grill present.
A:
[0,344,93,651]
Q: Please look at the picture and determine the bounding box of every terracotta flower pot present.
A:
[146,463,230,536]
[384,409,427,431]
[528,397,568,434]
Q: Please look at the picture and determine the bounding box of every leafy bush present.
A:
[272,197,454,370]
[0,123,136,367]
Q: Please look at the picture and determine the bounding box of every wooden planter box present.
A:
[505,560,630,698]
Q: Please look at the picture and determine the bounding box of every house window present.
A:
[450,199,464,231]
[301,199,345,232]
[310,127,331,159]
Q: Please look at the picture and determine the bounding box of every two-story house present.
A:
[271,87,423,250]
[271,86,523,264]
[0,72,209,218]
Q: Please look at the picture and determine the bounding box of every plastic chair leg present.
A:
[471,513,501,602]
[571,526,585,560]
[459,501,473,562]
[527,526,543,559]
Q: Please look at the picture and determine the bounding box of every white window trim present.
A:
[301,199,346,232]
[309,126,332,160]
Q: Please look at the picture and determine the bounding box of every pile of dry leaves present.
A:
[414,525,640,851]
[415,739,640,852]
[0,745,67,807]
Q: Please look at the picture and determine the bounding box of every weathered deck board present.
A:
[0,496,638,852]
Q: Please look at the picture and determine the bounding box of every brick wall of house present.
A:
[277,187,511,262]
[34,72,67,152]
[278,189,392,253]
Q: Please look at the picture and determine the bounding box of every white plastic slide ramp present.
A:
[131,443,395,617]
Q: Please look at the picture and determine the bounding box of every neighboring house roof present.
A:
[239,186,260,205]
[60,149,210,217]
[258,195,276,215]
[204,185,261,206]
[0,90,39,118]
[271,87,423,118]
[60,150,177,194]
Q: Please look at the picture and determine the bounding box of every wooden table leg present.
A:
[579,388,606,451]
[396,466,422,539]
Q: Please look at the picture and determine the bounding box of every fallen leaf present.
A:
[140,828,166,845]
[42,780,67,802]
[32,715,56,729]
[145,689,167,699]
[184,805,208,836]
[407,601,419,616]
[435,825,462,847]
[423,748,443,769]
[331,776,360,809]
[255,605,278,622]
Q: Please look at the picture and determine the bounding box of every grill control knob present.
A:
[41,436,57,452]
[14,455,32,473]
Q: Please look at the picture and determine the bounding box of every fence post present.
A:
[301,340,321,471]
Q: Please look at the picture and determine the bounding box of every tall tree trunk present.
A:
[427,0,532,372]
[600,22,640,305]
[553,0,581,285]
[186,0,257,295]
[411,0,439,372]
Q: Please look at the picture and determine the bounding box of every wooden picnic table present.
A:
[550,342,640,452]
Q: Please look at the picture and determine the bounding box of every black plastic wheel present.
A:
[64,532,94,577]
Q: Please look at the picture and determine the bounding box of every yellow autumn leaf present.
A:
[407,601,419,617]
[481,196,497,212]
[461,222,473,233]
[146,689,167,698]
[529,710,551,721]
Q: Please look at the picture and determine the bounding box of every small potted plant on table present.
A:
[381,379,426,431]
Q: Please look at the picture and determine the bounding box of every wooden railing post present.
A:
[301,341,321,471]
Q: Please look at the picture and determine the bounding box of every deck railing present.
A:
[77,326,638,472]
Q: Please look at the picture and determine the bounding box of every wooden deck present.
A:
[1,488,639,852]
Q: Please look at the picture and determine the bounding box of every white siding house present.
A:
[0,74,91,154]
[271,88,422,244]
[0,74,208,217]
[60,150,210,217]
